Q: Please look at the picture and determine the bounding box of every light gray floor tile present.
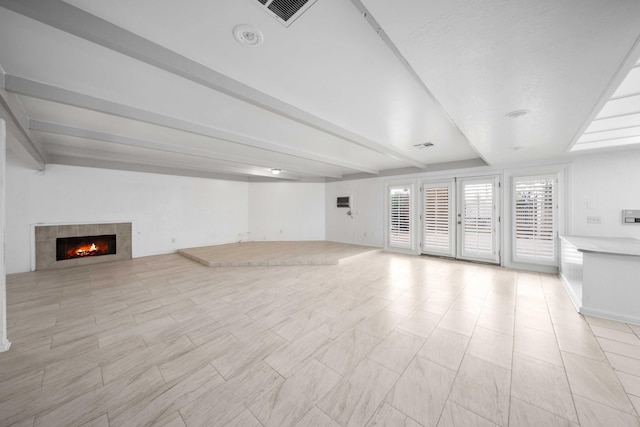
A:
[437,400,499,427]
[555,323,606,360]
[293,407,340,427]
[317,359,399,427]
[448,355,511,426]
[591,325,640,346]
[476,308,515,336]
[466,326,513,370]
[511,354,578,423]
[607,351,640,377]
[315,329,380,376]
[396,310,442,338]
[180,362,283,427]
[618,370,640,398]
[264,330,331,378]
[563,351,635,413]
[224,410,263,427]
[574,395,640,427]
[366,403,422,427]
[368,329,425,374]
[508,398,576,427]
[599,337,640,360]
[356,309,406,339]
[438,309,478,337]
[418,328,469,371]
[514,325,563,366]
[250,360,341,427]
[387,357,455,427]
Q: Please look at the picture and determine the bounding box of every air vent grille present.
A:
[413,142,434,149]
[252,0,318,27]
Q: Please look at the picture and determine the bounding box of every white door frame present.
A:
[421,174,501,264]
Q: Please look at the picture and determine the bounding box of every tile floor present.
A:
[1,248,640,426]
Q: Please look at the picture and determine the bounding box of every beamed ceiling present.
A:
[1,0,639,182]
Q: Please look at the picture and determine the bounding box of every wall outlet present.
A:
[587,216,602,224]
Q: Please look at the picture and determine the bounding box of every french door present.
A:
[422,176,500,264]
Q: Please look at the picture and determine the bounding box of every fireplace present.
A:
[34,222,132,270]
[56,234,117,261]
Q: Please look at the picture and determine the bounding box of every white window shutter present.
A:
[513,176,556,263]
[462,181,494,255]
[389,187,412,249]
[423,183,452,254]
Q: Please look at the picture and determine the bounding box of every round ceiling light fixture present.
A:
[505,109,530,119]
[233,24,264,47]
[271,168,282,175]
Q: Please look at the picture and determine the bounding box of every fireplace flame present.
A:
[75,243,99,257]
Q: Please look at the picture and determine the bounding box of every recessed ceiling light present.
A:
[506,109,530,119]
[233,24,264,47]
[271,168,282,175]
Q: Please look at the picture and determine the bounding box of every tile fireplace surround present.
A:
[34,222,132,270]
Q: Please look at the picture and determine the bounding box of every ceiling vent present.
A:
[252,0,319,27]
[413,142,434,149]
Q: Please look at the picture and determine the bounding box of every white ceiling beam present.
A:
[48,154,250,183]
[4,75,378,175]
[45,142,300,181]
[29,120,343,179]
[0,73,47,169]
[0,0,428,169]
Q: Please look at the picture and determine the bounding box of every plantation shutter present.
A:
[514,176,556,263]
[462,180,495,256]
[423,182,453,255]
[389,187,412,249]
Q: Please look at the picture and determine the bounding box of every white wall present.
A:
[248,182,325,241]
[325,177,384,247]
[5,152,249,273]
[570,149,640,239]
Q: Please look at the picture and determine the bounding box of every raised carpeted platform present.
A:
[177,241,378,267]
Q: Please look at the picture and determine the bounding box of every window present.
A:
[423,182,454,256]
[513,175,556,263]
[461,179,496,258]
[389,186,412,249]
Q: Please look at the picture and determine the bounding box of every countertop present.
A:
[560,236,640,257]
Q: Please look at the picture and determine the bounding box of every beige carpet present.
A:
[177,241,378,267]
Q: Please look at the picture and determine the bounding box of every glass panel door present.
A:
[389,186,412,250]
[422,180,455,257]
[457,176,500,263]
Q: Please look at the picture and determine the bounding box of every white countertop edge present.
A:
[560,235,640,257]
